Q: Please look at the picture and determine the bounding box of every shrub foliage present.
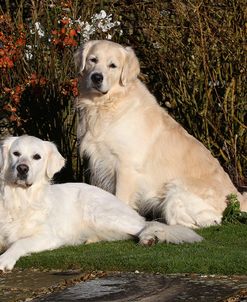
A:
[0,0,246,187]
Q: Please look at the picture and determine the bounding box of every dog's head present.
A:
[0,135,65,188]
[74,40,140,95]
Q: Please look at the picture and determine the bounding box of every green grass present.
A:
[16,224,247,275]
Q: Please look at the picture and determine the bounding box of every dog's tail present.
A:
[138,221,203,246]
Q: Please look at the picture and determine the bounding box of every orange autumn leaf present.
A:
[69,29,77,37]
[16,37,26,47]
[60,18,70,25]
[9,114,18,122]
[61,27,66,34]
[51,29,58,35]
[39,77,47,86]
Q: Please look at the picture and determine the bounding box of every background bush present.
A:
[0,0,246,188]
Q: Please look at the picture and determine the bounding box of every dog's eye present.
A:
[109,63,117,69]
[13,151,21,157]
[33,154,41,160]
[89,57,97,64]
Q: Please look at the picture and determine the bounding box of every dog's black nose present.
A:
[91,73,103,85]
[17,164,29,176]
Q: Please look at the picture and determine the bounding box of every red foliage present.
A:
[0,12,79,125]
[0,15,26,71]
[60,78,78,96]
[26,73,47,87]
[51,17,78,48]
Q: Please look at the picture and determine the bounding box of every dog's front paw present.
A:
[0,253,16,272]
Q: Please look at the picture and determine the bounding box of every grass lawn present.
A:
[16,224,247,275]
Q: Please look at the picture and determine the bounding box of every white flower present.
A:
[25,45,33,60]
[153,42,161,49]
[56,10,122,42]
[74,16,85,28]
[93,10,107,20]
[100,10,107,18]
[107,33,112,40]
[34,22,45,37]
[30,22,45,38]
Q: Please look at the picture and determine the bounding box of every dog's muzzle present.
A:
[91,72,103,86]
[16,164,29,180]
[89,72,108,94]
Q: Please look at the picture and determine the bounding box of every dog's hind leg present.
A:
[161,184,222,228]
[138,182,222,228]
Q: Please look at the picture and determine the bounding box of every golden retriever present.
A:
[74,40,247,229]
[0,135,202,271]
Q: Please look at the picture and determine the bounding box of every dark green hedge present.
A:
[0,0,246,187]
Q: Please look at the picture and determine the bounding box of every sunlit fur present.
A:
[75,40,247,229]
[0,135,202,271]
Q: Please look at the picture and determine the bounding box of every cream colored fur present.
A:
[75,40,247,229]
[0,135,202,271]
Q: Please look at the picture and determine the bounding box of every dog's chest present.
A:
[78,106,120,156]
[82,131,117,168]
[0,192,47,245]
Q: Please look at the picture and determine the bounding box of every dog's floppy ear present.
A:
[0,136,18,172]
[44,141,65,179]
[121,47,140,86]
[74,40,99,74]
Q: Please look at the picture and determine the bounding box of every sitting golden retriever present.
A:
[74,40,247,229]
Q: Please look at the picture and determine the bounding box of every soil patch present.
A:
[0,270,247,302]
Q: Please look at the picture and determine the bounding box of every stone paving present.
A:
[0,269,247,302]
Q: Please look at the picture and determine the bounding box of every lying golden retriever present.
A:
[0,135,202,271]
[74,40,247,229]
